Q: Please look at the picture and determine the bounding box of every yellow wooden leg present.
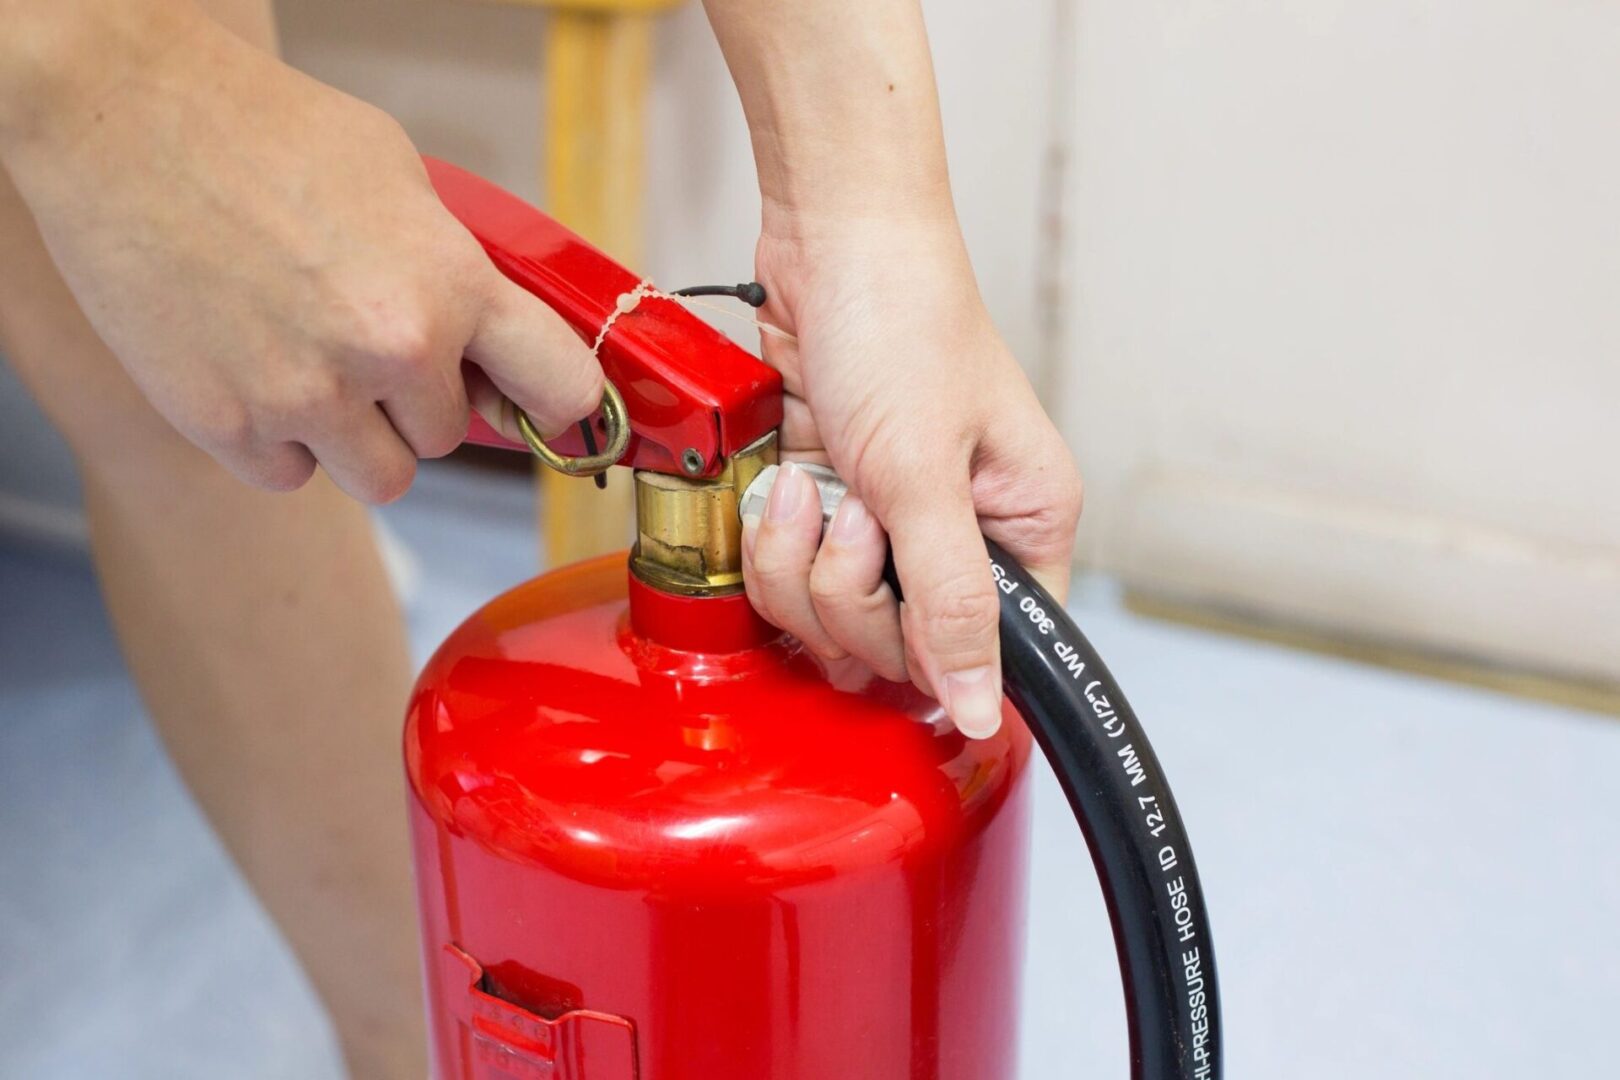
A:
[545,12,653,264]
[536,11,655,565]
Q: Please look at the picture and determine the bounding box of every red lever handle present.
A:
[425,157,782,478]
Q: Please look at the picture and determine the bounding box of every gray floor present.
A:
[1,462,1616,1078]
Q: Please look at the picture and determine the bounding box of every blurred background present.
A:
[1,1,1616,1077]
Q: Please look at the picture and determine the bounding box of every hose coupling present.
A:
[738,462,848,532]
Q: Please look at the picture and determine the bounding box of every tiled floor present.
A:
[1,462,1615,1078]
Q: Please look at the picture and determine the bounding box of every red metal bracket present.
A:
[440,943,639,1079]
[425,157,782,478]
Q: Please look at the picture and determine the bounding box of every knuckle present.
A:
[447,232,504,300]
[517,374,602,438]
[191,401,254,456]
[749,549,801,594]
[409,383,470,460]
[550,363,606,428]
[807,568,845,609]
[266,369,343,425]
[347,454,417,505]
[922,571,1000,649]
[808,558,875,613]
[1024,463,1086,548]
[343,295,441,374]
[375,316,437,372]
[846,428,929,501]
[259,454,317,493]
[372,457,417,505]
[415,417,467,460]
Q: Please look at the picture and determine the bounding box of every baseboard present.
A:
[1107,468,1620,688]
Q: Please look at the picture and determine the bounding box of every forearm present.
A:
[701,0,956,229]
[0,0,206,157]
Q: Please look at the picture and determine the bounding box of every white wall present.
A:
[1066,1,1620,681]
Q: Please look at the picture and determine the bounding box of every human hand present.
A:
[741,220,1083,738]
[1,5,600,502]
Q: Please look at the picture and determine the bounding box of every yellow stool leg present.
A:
[536,11,655,564]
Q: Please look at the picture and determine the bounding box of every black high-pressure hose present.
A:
[739,462,1223,1080]
[985,540,1221,1080]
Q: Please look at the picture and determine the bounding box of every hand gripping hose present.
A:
[741,464,1223,1080]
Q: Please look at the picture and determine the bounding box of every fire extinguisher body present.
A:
[406,553,1034,1080]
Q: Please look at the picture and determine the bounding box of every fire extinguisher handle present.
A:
[738,464,1224,1080]
[425,157,784,478]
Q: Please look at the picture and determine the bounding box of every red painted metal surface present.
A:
[406,555,1035,1079]
[425,158,782,478]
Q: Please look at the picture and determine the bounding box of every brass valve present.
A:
[630,433,778,596]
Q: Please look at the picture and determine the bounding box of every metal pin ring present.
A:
[514,380,631,477]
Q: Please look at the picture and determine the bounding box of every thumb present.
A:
[882,476,1004,739]
[465,273,604,440]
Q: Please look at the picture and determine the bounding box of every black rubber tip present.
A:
[672,282,769,308]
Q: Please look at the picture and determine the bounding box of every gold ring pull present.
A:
[514,380,631,477]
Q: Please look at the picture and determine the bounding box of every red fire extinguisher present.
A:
[407,160,1221,1080]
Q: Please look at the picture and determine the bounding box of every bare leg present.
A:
[0,5,426,1076]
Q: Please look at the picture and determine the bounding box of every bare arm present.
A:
[702,0,954,223]
[704,0,1084,737]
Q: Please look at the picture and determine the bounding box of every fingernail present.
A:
[828,496,872,545]
[766,462,806,523]
[942,666,1003,739]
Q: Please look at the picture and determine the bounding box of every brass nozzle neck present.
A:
[630,433,778,597]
